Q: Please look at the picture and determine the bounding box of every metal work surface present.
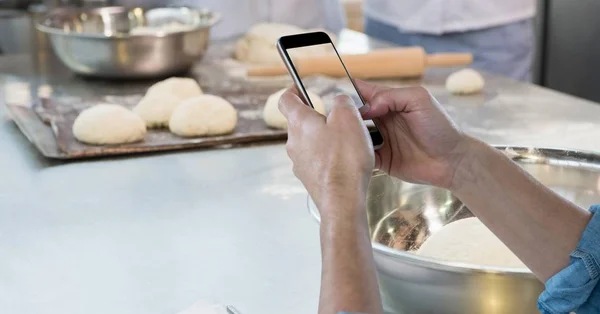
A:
[2,31,600,314]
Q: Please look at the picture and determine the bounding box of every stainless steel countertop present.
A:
[2,31,600,314]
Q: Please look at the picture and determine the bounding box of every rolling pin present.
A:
[247,47,473,79]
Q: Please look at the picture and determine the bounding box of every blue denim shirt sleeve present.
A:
[538,204,600,314]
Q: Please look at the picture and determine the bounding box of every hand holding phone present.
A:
[277,31,384,149]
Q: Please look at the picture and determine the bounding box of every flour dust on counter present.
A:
[175,299,236,314]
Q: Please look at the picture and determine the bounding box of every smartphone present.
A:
[277,31,384,149]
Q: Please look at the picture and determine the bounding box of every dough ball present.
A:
[235,23,333,65]
[417,217,527,269]
[3,81,31,104]
[263,88,326,130]
[445,68,485,95]
[235,23,303,65]
[133,93,182,128]
[130,22,193,35]
[37,84,53,98]
[73,104,146,145]
[169,95,237,137]
[145,77,203,101]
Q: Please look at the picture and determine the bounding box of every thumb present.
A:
[327,94,363,126]
[278,88,324,125]
[327,94,372,147]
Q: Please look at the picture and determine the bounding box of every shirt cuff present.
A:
[538,204,600,314]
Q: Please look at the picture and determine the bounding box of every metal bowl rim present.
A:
[35,6,221,39]
[307,145,600,277]
[307,196,535,277]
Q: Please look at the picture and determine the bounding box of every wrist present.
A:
[319,194,368,229]
[320,209,370,243]
[314,172,370,217]
[320,168,371,199]
[448,136,491,193]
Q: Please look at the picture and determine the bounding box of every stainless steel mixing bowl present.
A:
[308,146,600,314]
[36,6,220,78]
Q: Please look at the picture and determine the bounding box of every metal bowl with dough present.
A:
[308,146,600,314]
[36,6,220,78]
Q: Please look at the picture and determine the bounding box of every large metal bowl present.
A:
[308,146,600,314]
[36,6,220,78]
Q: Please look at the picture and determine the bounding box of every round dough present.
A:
[445,69,485,95]
[145,77,203,101]
[417,217,527,269]
[130,22,193,35]
[235,23,334,65]
[235,23,303,65]
[133,93,181,128]
[263,88,326,130]
[169,95,238,137]
[73,104,146,145]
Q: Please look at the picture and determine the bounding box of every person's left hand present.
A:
[279,88,374,222]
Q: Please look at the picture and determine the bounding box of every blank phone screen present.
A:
[288,44,373,126]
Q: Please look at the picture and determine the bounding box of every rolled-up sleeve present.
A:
[538,205,600,314]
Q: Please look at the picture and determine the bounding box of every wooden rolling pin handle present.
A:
[426,53,473,67]
[247,49,474,78]
[247,65,288,77]
[248,48,427,78]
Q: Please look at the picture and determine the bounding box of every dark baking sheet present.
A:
[5,71,338,159]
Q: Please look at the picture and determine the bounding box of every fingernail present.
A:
[334,93,355,106]
[359,102,371,114]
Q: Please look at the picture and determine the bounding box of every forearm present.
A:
[452,137,591,281]
[318,198,382,314]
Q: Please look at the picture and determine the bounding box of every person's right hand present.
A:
[357,80,472,189]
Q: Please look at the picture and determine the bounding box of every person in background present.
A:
[363,0,536,81]
[279,82,599,313]
[117,0,345,40]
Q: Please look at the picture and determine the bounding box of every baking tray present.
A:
[3,63,342,159]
